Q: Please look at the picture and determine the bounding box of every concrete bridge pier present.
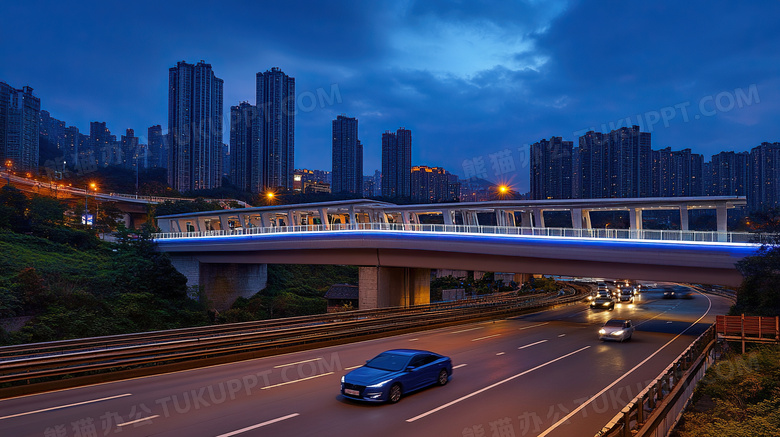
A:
[359,267,431,309]
[168,255,268,311]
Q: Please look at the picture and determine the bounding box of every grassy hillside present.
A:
[0,230,209,345]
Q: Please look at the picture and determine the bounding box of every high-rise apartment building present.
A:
[381,128,412,198]
[332,115,362,194]
[121,129,139,169]
[651,148,704,197]
[88,121,120,167]
[747,142,780,211]
[709,151,749,197]
[229,102,261,192]
[168,60,224,191]
[63,125,83,165]
[256,67,294,191]
[0,83,40,173]
[530,136,573,200]
[607,126,652,198]
[40,110,66,153]
[576,126,651,198]
[410,165,460,203]
[576,131,607,198]
[147,125,166,169]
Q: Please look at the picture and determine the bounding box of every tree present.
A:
[28,195,65,227]
[734,244,780,316]
[0,186,29,231]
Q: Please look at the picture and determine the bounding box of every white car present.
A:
[599,319,634,342]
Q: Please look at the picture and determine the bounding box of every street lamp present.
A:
[495,184,512,199]
[4,160,11,184]
[84,182,98,227]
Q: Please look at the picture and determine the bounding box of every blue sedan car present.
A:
[340,349,453,403]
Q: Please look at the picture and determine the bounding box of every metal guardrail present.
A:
[0,293,529,360]
[596,325,717,437]
[0,292,580,396]
[153,222,759,244]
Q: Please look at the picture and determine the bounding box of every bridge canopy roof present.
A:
[156,196,746,220]
[156,199,397,220]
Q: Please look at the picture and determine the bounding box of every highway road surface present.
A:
[0,286,729,437]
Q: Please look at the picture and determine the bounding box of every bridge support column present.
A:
[359,267,431,309]
[716,204,728,240]
[629,208,643,231]
[318,208,330,229]
[571,208,583,229]
[200,263,268,311]
[122,213,133,229]
[349,206,357,229]
[533,209,545,228]
[168,255,268,311]
[679,204,689,231]
[582,210,592,229]
[520,211,533,228]
[442,209,454,225]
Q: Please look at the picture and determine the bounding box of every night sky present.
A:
[2,0,778,192]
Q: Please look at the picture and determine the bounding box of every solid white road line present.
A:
[537,294,713,437]
[406,346,591,422]
[344,365,362,370]
[451,327,484,334]
[260,372,334,390]
[518,322,549,330]
[453,364,468,369]
[471,334,501,342]
[117,415,159,427]
[216,413,300,437]
[273,358,322,368]
[518,340,548,350]
[0,393,132,420]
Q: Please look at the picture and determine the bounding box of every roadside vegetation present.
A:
[0,185,360,345]
[673,211,780,436]
[673,346,780,437]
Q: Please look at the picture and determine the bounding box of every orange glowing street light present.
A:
[495,184,513,199]
[3,160,10,184]
[263,191,277,205]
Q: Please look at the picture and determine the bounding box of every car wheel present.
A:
[388,383,402,403]
[437,369,449,386]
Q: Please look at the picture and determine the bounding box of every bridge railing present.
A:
[152,222,758,244]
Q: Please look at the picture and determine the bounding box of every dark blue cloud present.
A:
[1,0,778,193]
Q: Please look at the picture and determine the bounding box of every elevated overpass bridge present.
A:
[153,197,757,310]
[1,170,248,228]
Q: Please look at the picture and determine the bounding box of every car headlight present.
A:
[341,376,345,383]
[367,379,393,389]
[612,330,624,336]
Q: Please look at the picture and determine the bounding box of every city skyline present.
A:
[1,1,779,192]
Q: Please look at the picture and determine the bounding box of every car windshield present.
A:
[365,353,410,371]
[604,320,624,327]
